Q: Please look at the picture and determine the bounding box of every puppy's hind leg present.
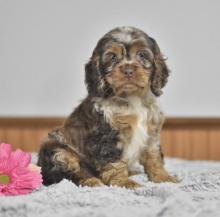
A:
[37,139,104,187]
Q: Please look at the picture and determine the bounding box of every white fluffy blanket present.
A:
[0,158,220,217]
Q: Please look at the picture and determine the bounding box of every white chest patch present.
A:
[94,96,153,170]
[120,97,148,169]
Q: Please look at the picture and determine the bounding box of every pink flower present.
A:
[0,143,42,196]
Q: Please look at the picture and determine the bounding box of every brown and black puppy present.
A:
[37,27,179,188]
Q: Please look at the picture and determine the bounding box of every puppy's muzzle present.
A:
[120,64,136,80]
[124,67,133,79]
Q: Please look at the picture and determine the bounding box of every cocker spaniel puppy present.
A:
[37,27,178,188]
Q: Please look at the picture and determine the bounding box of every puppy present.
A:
[37,27,178,188]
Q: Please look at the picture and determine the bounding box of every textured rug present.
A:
[0,157,220,217]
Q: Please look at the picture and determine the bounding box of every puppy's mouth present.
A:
[119,81,145,89]
[114,82,146,95]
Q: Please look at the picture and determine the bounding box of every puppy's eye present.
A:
[109,53,118,63]
[137,51,152,68]
[137,51,147,60]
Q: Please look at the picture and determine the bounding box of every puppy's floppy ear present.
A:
[149,37,170,96]
[85,53,104,96]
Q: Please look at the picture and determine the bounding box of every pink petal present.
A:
[0,143,12,160]
[12,169,42,188]
[11,149,31,167]
[0,184,29,196]
[27,171,43,188]
[0,172,42,196]
[0,145,42,196]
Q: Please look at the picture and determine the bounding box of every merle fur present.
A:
[38,97,122,185]
[85,27,169,97]
[38,27,169,185]
[84,112,121,166]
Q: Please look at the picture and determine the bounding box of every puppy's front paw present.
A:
[149,173,180,183]
[111,179,143,189]
[123,180,143,189]
[80,177,105,187]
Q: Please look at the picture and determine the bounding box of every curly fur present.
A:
[37,26,178,188]
[85,27,169,97]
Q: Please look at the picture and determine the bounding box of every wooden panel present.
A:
[161,129,193,159]
[1,117,220,128]
[4,128,22,150]
[19,127,52,152]
[36,128,52,150]
[0,117,64,128]
[209,130,220,161]
[161,129,218,160]
[171,129,192,159]
[164,118,220,128]
[0,117,220,160]
[0,128,6,143]
[161,129,173,156]
[191,129,209,160]
[20,128,39,152]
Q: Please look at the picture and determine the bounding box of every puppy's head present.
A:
[85,27,169,98]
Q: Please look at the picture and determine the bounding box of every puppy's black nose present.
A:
[124,68,133,77]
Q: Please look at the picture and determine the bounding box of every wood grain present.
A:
[4,128,22,150]
[160,129,173,156]
[209,129,220,161]
[0,117,220,160]
[191,130,209,160]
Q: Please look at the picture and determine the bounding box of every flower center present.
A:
[0,174,10,185]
